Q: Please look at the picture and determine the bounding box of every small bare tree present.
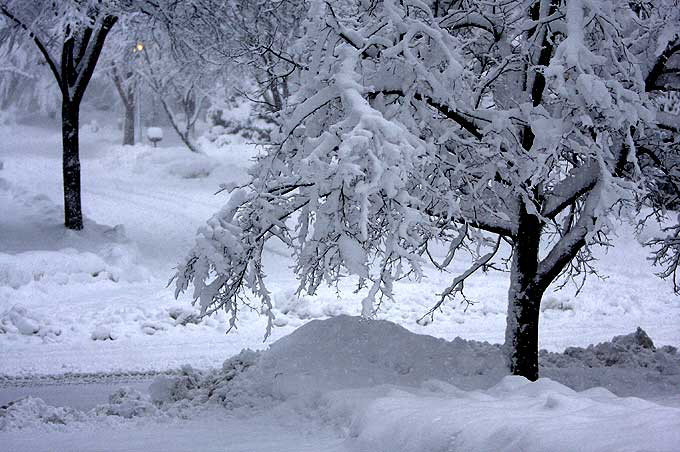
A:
[0,0,120,230]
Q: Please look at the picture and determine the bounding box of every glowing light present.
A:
[134,42,144,52]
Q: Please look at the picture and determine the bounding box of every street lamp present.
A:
[133,42,144,143]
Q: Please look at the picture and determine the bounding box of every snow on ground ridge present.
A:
[2,316,679,452]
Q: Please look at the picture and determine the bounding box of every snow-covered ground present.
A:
[1,119,679,450]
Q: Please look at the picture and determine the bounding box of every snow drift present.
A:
[6,317,676,451]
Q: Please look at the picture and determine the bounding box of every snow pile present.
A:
[2,316,679,452]
[148,353,265,410]
[0,177,148,288]
[147,316,680,412]
[103,145,219,180]
[0,306,61,339]
[272,289,349,323]
[541,327,680,397]
[343,376,680,452]
[0,244,145,290]
[126,317,680,450]
[165,154,215,179]
[259,316,506,396]
[93,387,158,418]
[0,397,85,431]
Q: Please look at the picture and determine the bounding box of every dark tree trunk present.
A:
[504,201,544,381]
[123,101,135,146]
[1,6,117,232]
[61,100,83,230]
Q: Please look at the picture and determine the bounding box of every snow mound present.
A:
[105,145,218,180]
[148,316,506,411]
[91,325,118,341]
[259,315,506,396]
[149,317,680,413]
[344,376,680,452]
[94,387,157,418]
[0,306,61,339]
[0,397,85,431]
[165,154,215,179]
[0,177,148,289]
[143,317,680,451]
[273,289,348,321]
[0,243,145,290]
[541,327,680,397]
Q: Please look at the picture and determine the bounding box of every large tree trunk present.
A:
[123,101,135,146]
[504,202,544,381]
[61,100,83,230]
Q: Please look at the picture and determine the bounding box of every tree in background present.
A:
[0,37,59,117]
[0,0,121,230]
[223,0,306,117]
[102,27,143,146]
[175,0,680,380]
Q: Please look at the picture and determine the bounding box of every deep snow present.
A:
[1,118,680,451]
[2,316,679,452]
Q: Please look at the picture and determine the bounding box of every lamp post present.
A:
[133,42,144,144]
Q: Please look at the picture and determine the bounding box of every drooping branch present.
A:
[0,4,64,93]
[419,235,502,323]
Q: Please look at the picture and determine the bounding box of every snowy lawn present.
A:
[2,316,679,451]
[1,121,679,450]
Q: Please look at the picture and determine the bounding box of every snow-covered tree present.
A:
[175,0,679,380]
[0,37,59,116]
[223,0,306,116]
[0,0,121,230]
[101,25,144,146]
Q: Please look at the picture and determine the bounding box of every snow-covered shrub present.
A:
[542,327,679,372]
[91,324,117,341]
[149,351,263,410]
[165,154,215,179]
[167,307,202,326]
[0,306,61,339]
[540,296,576,312]
[0,397,85,431]
[273,290,347,320]
[204,99,274,146]
[149,365,205,405]
[94,387,158,418]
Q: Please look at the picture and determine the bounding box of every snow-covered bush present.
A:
[0,306,61,339]
[91,325,118,341]
[165,154,215,179]
[94,387,157,418]
[0,397,85,431]
[542,327,679,372]
[205,103,272,144]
